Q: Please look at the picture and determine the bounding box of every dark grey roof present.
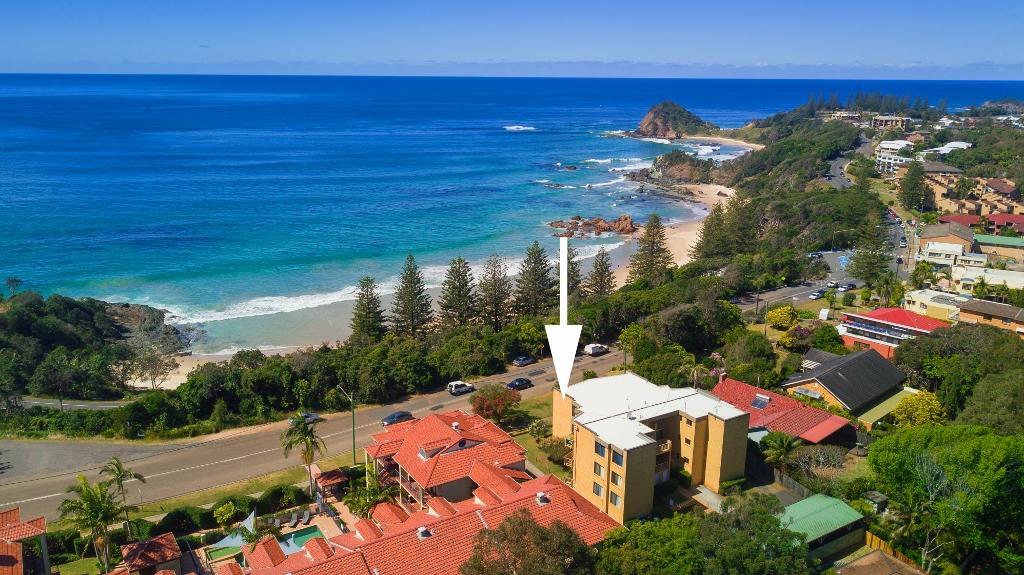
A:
[783,350,906,412]
[921,160,962,174]
[958,299,1024,321]
[802,348,840,367]
[920,221,974,243]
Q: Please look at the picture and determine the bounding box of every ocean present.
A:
[2,75,1022,352]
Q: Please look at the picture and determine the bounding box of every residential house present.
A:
[712,377,852,444]
[974,234,1024,261]
[215,475,617,575]
[894,160,962,180]
[919,221,975,254]
[917,140,971,159]
[903,289,966,321]
[952,264,1024,293]
[874,140,914,174]
[781,349,917,430]
[987,213,1024,234]
[551,372,748,523]
[113,533,183,575]
[364,411,527,510]
[781,495,865,561]
[984,178,1019,199]
[838,308,950,359]
[938,213,980,228]
[915,241,986,268]
[872,115,909,131]
[954,299,1024,338]
[0,507,50,575]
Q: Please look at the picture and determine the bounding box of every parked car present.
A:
[447,381,476,396]
[512,355,537,367]
[381,410,414,427]
[583,343,608,356]
[899,241,908,248]
[809,291,824,300]
[826,280,839,288]
[896,256,904,265]
[845,283,857,290]
[837,284,849,292]
[506,378,533,391]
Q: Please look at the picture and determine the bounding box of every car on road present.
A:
[808,290,824,300]
[826,280,839,288]
[512,355,537,367]
[837,284,849,292]
[292,412,321,425]
[899,241,908,248]
[583,343,608,356]
[897,256,904,265]
[845,282,857,290]
[381,410,414,426]
[447,381,476,396]
[506,377,533,391]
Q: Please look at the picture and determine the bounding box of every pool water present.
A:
[280,525,326,552]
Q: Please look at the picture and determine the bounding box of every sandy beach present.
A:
[689,135,765,151]
[612,183,735,287]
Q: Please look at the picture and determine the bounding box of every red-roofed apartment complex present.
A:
[712,378,853,444]
[212,410,617,575]
[839,308,949,358]
[0,507,49,575]
[364,411,527,510]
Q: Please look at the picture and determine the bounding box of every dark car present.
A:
[512,355,537,367]
[381,410,414,427]
[507,378,533,391]
[291,412,321,425]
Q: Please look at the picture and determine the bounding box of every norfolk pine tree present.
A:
[584,247,615,299]
[478,254,513,331]
[349,276,387,346]
[438,256,477,328]
[515,241,557,317]
[628,213,674,285]
[390,254,433,337]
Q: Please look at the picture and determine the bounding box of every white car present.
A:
[583,343,608,356]
[447,381,476,396]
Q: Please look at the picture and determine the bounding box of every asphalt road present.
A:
[0,349,626,520]
[825,134,873,190]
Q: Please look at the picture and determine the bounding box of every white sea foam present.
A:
[575,241,625,259]
[639,137,673,145]
[197,345,297,357]
[591,176,627,188]
[582,158,613,164]
[601,130,627,136]
[609,160,653,172]
[503,125,537,131]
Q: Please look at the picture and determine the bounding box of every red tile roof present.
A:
[712,378,851,443]
[237,537,347,575]
[0,541,22,575]
[317,475,616,575]
[215,563,245,575]
[985,178,1017,195]
[365,411,525,489]
[0,508,46,543]
[938,214,980,227]
[845,307,950,333]
[120,533,181,572]
[242,537,287,569]
[987,212,1024,230]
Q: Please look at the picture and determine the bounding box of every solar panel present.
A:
[751,394,770,409]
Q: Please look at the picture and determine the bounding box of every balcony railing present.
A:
[842,319,917,340]
[657,439,672,454]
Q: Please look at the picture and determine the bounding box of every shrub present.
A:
[50,553,80,566]
[527,419,551,440]
[213,495,255,520]
[718,477,746,495]
[842,291,856,306]
[765,306,797,330]
[537,437,570,464]
[470,384,521,422]
[256,484,311,513]
[44,529,80,555]
[582,370,597,380]
[152,505,215,537]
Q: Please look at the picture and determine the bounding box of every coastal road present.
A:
[0,349,626,520]
[825,134,872,190]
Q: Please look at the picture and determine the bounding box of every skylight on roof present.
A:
[751,394,770,409]
[794,387,823,400]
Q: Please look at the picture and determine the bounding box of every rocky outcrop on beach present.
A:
[548,214,637,237]
[95,299,191,352]
[629,101,718,139]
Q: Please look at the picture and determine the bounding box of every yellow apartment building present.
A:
[552,372,748,523]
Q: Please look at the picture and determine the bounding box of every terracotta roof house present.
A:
[839,307,949,358]
[938,214,981,227]
[0,507,49,575]
[920,221,974,248]
[118,533,182,575]
[781,349,913,430]
[364,411,526,510]
[986,213,1024,234]
[984,178,1018,197]
[216,475,616,575]
[712,377,852,444]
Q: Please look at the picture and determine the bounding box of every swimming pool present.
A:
[279,525,326,552]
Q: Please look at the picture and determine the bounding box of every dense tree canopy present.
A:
[461,509,596,575]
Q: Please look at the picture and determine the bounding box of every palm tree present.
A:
[342,464,400,519]
[876,270,898,307]
[280,413,327,499]
[59,475,124,573]
[236,524,282,546]
[761,433,802,473]
[100,457,145,541]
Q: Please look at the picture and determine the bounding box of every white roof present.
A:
[564,372,745,450]
[924,241,965,254]
[922,141,972,155]
[878,140,914,151]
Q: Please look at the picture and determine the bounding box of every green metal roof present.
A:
[781,494,863,542]
[854,387,916,426]
[975,234,1024,248]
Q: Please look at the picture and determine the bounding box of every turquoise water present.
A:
[3,75,1022,350]
[282,525,326,550]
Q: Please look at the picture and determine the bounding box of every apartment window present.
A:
[611,472,622,486]
[684,438,691,445]
[610,492,621,507]
[595,442,606,457]
[612,450,624,466]
[682,456,690,465]
[594,462,604,478]
[685,418,693,426]
[593,482,603,497]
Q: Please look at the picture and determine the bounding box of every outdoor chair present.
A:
[289,512,299,527]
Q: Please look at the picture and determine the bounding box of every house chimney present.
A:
[535,491,550,506]
[451,421,460,431]
[417,526,432,539]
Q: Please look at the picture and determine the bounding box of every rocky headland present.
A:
[548,214,637,238]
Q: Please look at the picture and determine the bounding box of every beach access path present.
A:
[0,346,626,520]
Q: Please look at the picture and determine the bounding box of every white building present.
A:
[918,141,972,159]
[875,140,915,174]
[915,242,987,268]
[952,265,1024,294]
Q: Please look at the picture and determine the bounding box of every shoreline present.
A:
[687,134,765,151]
[611,183,735,287]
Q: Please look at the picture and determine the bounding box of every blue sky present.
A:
[2,0,1023,78]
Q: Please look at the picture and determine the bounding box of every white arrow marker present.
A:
[546,236,583,399]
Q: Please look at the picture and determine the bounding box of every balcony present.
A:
[655,462,670,474]
[657,439,672,454]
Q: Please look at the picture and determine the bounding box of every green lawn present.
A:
[510,393,569,480]
[56,558,101,575]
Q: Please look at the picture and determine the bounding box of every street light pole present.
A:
[336,385,358,468]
